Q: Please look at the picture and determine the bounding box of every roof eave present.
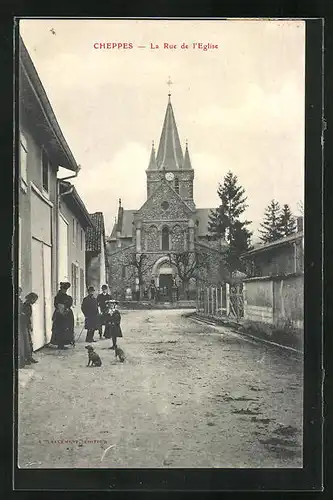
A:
[59,182,93,228]
[71,189,94,228]
[241,232,303,258]
[19,39,79,172]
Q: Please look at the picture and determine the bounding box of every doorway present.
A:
[159,274,173,301]
[31,238,52,350]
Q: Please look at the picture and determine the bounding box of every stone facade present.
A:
[107,95,227,299]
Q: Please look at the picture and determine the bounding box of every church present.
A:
[107,93,226,300]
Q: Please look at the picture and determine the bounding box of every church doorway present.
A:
[159,274,173,301]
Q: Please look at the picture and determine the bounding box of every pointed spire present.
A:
[147,140,157,170]
[183,139,192,170]
[156,96,184,170]
[119,198,122,207]
[167,76,173,99]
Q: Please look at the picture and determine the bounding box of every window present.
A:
[122,265,126,278]
[80,268,85,302]
[20,132,28,187]
[41,148,49,193]
[76,220,80,246]
[80,229,83,251]
[72,219,75,243]
[162,226,170,251]
[174,177,179,193]
[189,183,193,198]
[161,201,169,210]
[71,263,79,306]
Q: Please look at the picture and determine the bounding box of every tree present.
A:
[279,204,296,236]
[297,200,304,216]
[259,199,283,243]
[168,250,210,298]
[124,253,154,299]
[208,171,252,273]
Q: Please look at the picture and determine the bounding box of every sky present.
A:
[20,19,305,241]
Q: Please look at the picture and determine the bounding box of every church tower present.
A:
[146,94,195,210]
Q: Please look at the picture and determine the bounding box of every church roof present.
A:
[110,209,136,239]
[147,141,157,170]
[183,142,192,170]
[110,207,214,239]
[156,96,184,170]
[110,223,117,239]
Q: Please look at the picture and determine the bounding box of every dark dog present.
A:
[85,345,102,366]
[115,346,125,363]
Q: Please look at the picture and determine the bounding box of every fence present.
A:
[196,284,243,320]
[196,274,303,329]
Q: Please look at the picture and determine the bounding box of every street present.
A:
[18,309,303,468]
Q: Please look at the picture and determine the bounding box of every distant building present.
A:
[19,38,80,350]
[240,218,304,328]
[58,181,94,322]
[107,94,227,300]
[86,212,109,293]
[242,220,304,278]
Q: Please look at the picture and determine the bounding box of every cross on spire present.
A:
[167,76,173,97]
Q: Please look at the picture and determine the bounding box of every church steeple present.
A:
[147,140,157,170]
[146,92,195,207]
[183,140,193,170]
[156,95,184,170]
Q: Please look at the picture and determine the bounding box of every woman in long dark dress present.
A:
[104,301,123,350]
[20,292,39,365]
[50,282,75,349]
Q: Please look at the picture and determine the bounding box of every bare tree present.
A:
[124,253,154,299]
[168,250,210,299]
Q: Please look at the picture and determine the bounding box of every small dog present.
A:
[85,345,102,367]
[115,346,125,363]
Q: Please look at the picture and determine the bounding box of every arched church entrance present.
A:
[151,256,177,302]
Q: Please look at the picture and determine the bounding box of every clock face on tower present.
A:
[165,172,174,181]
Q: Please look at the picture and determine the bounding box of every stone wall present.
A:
[108,244,136,298]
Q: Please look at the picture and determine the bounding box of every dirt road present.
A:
[18,309,303,468]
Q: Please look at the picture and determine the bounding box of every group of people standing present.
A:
[18,282,122,368]
[81,284,122,349]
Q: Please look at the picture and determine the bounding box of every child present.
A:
[104,300,123,350]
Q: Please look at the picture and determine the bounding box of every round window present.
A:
[161,201,169,210]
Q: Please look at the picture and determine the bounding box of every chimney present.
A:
[296,216,303,233]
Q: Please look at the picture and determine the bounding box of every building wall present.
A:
[86,254,100,292]
[108,241,226,300]
[19,117,58,349]
[243,278,274,324]
[59,198,86,322]
[86,235,107,296]
[244,274,303,328]
[146,170,194,202]
[249,240,303,277]
[141,221,189,252]
[107,244,137,298]
[18,132,32,298]
[273,274,304,328]
[100,234,107,289]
